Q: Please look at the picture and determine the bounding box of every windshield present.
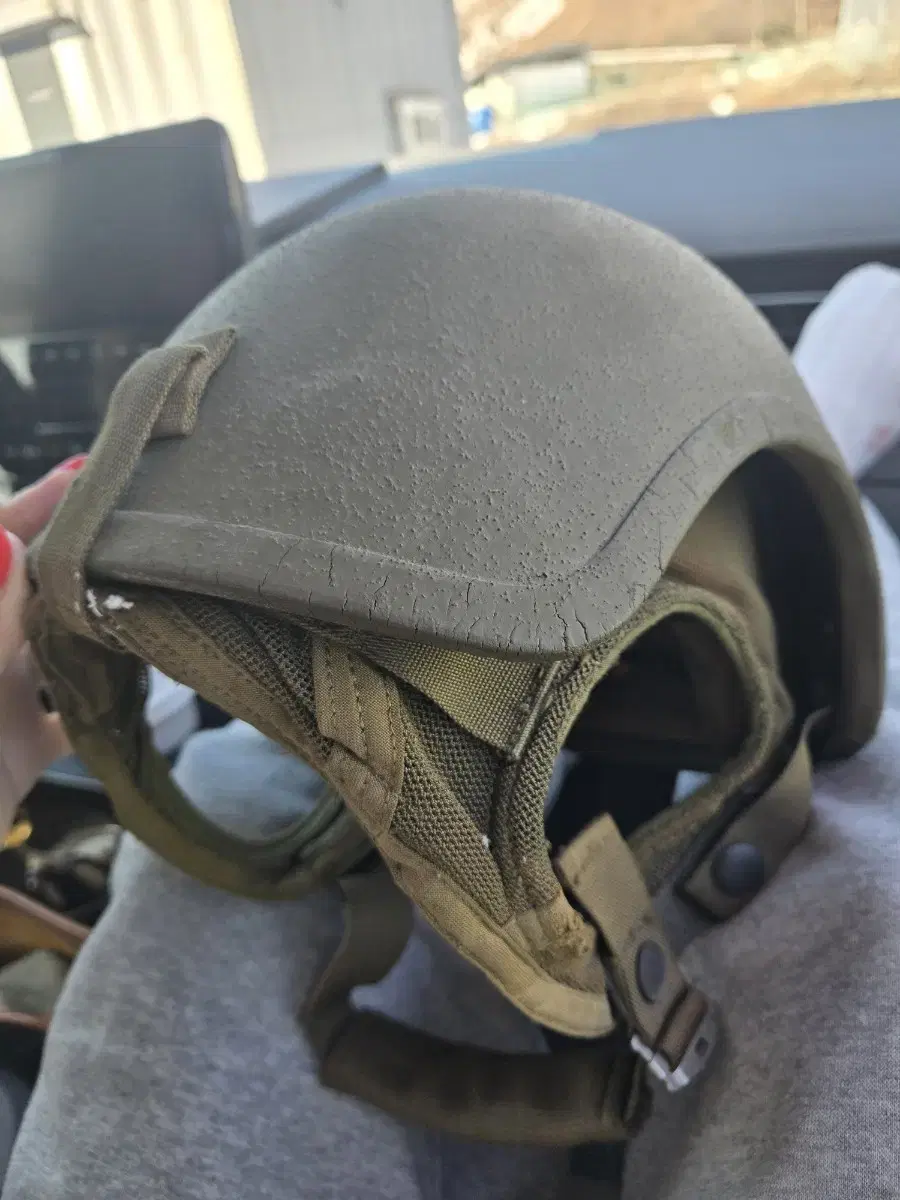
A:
[0,1,897,181]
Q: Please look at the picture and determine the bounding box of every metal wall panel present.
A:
[74,0,266,178]
[0,0,467,178]
[0,0,266,177]
[0,0,61,35]
[0,55,31,157]
[228,0,468,175]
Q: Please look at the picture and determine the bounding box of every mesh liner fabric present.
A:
[50,570,785,928]
[102,591,521,924]
[30,463,794,1038]
[100,593,332,773]
[392,686,510,921]
[179,598,317,713]
[50,585,554,931]
[496,656,608,916]
[80,586,564,928]
[398,688,500,837]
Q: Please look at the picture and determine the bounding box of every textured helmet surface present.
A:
[82,187,881,754]
[27,189,885,1142]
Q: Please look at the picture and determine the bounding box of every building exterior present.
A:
[838,0,900,38]
[466,45,593,125]
[0,0,265,176]
[457,0,845,81]
[0,0,469,179]
[228,0,470,174]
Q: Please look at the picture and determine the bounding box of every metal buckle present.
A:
[630,1005,719,1094]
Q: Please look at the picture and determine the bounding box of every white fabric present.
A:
[794,262,900,476]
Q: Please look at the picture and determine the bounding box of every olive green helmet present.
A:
[29,189,883,1146]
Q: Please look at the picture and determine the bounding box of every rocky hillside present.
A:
[456,0,842,78]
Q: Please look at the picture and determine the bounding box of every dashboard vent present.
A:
[751,290,823,350]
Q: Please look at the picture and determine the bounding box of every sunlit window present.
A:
[0,1,897,176]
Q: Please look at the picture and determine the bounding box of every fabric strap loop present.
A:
[32,329,236,639]
[301,866,649,1146]
[555,815,715,1089]
[28,610,368,899]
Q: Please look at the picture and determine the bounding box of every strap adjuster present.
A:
[630,1004,719,1093]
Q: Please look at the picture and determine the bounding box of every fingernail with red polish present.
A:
[56,454,88,473]
[0,526,13,590]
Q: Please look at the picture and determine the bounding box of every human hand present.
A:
[0,457,86,838]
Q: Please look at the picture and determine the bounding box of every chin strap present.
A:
[555,815,717,1096]
[299,812,715,1147]
[301,863,650,1146]
[301,716,817,1156]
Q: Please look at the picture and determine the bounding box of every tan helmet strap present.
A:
[302,865,649,1146]
[553,718,819,1196]
[555,815,715,1092]
[26,327,357,900]
[28,602,369,900]
[354,637,555,755]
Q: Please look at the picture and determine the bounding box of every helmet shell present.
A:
[85,189,883,755]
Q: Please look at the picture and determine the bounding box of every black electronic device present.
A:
[0,119,249,484]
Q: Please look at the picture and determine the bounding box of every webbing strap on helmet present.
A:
[300,716,814,1143]
[555,815,715,1094]
[302,862,649,1146]
[678,709,821,921]
[28,611,370,899]
[29,329,370,898]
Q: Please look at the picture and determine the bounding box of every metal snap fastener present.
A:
[636,939,667,1002]
[712,842,765,899]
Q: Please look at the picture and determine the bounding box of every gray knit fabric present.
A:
[622,500,900,1200]
[4,499,900,1199]
[2,730,563,1200]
